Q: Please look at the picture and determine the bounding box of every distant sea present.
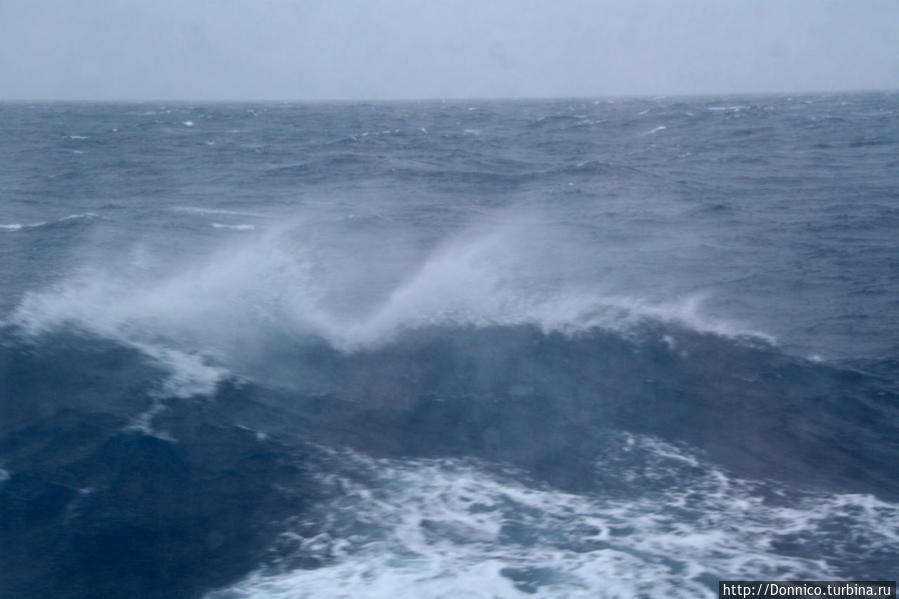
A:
[1,93,897,598]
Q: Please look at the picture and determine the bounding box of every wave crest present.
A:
[10,220,768,386]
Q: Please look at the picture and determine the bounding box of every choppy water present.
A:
[1,93,897,598]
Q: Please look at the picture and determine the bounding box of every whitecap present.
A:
[0,213,96,232]
[10,217,774,376]
[211,223,255,231]
[58,212,97,222]
[123,401,176,441]
[135,343,229,399]
[208,437,897,599]
[9,217,774,398]
[174,206,266,218]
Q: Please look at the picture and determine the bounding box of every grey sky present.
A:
[1,0,897,100]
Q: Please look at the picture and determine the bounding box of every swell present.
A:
[4,206,894,495]
[250,321,899,498]
[3,319,896,499]
[1,319,897,598]
[0,327,317,599]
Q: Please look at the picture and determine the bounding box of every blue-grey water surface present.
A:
[1,94,897,598]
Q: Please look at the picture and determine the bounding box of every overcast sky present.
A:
[1,0,897,101]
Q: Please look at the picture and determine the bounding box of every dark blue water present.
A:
[1,94,897,598]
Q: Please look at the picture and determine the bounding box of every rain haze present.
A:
[1,0,897,101]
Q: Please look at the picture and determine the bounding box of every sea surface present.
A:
[0,93,897,598]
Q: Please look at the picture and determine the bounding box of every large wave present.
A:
[2,321,896,598]
[3,216,897,598]
[9,217,769,389]
[4,214,896,498]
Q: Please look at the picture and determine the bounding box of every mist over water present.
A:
[11,210,765,391]
[1,94,897,598]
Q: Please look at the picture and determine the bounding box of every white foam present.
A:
[708,106,747,112]
[336,230,769,348]
[10,218,771,391]
[0,213,96,232]
[124,401,176,441]
[184,120,195,127]
[212,223,256,231]
[58,212,97,222]
[13,266,230,398]
[208,437,898,599]
[133,342,228,398]
[125,401,166,434]
[647,125,667,134]
[175,206,267,218]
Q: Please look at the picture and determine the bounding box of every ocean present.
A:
[0,93,897,598]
